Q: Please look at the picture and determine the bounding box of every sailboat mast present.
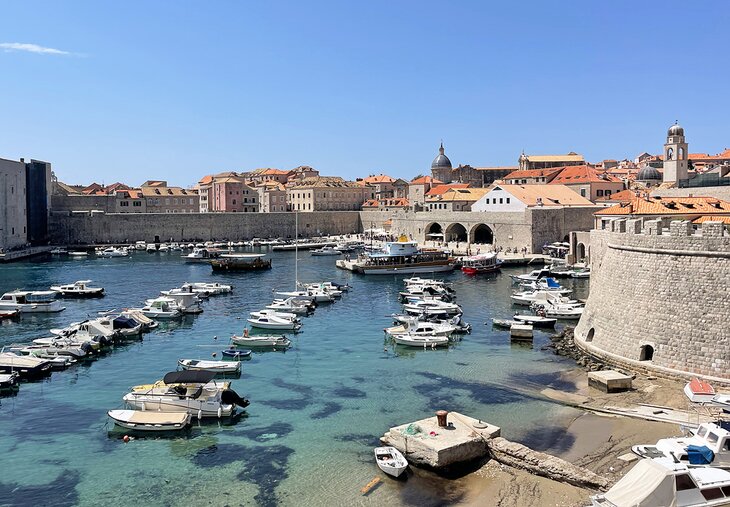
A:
[294,210,298,289]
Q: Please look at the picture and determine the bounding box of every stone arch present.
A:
[470,223,494,245]
[577,243,586,261]
[445,223,468,242]
[585,328,594,342]
[679,147,686,160]
[639,344,654,361]
[425,222,443,241]
[563,234,570,242]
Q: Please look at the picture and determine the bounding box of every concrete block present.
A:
[588,370,632,393]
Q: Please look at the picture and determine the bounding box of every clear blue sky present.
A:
[1,1,728,187]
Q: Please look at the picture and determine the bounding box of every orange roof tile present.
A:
[362,174,395,184]
[504,167,563,181]
[410,176,443,185]
[425,183,469,196]
[595,189,639,202]
[595,196,730,216]
[550,165,622,184]
[692,215,730,224]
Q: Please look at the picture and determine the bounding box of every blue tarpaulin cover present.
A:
[687,445,714,465]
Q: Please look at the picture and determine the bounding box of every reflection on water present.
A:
[0,251,588,506]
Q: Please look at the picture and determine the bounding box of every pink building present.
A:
[210,176,259,212]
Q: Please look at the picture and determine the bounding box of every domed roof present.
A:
[637,165,661,181]
[668,122,684,137]
[431,143,452,170]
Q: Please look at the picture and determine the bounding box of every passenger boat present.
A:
[512,314,557,328]
[247,313,301,331]
[107,410,191,432]
[311,246,341,256]
[210,254,272,271]
[460,253,502,275]
[123,370,249,419]
[0,352,52,379]
[221,348,252,360]
[685,378,717,404]
[0,291,65,313]
[178,359,241,374]
[374,446,408,478]
[50,280,105,298]
[510,323,533,340]
[348,237,453,275]
[591,457,730,506]
[230,332,291,349]
[392,334,449,348]
[632,422,730,469]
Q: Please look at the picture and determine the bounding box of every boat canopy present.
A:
[113,316,139,329]
[163,370,216,385]
[602,459,676,507]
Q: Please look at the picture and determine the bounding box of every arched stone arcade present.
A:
[444,223,468,242]
[425,222,443,242]
[470,223,494,245]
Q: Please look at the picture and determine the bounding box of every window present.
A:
[597,190,604,197]
[244,198,248,203]
[11,227,14,234]
[232,199,236,205]
[675,474,696,491]
[707,433,719,444]
[506,198,510,204]
[499,198,503,204]
[605,190,612,197]
[701,488,723,501]
[165,198,170,205]
[189,198,194,205]
[10,186,13,194]
[639,345,654,361]
[133,201,141,207]
[173,198,178,204]
[580,189,586,197]
[120,201,129,207]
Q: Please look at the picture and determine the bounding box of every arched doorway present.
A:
[639,345,654,361]
[425,222,443,242]
[445,223,467,242]
[470,223,494,245]
[585,328,594,342]
[577,243,586,262]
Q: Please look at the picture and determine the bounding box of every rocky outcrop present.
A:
[546,327,607,372]
[486,437,610,491]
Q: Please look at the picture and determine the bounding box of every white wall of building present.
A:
[472,187,526,212]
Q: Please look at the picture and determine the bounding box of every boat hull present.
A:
[356,263,454,275]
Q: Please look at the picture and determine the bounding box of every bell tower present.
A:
[663,121,688,183]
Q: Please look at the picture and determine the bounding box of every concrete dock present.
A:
[380,412,500,468]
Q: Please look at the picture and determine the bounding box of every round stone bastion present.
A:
[574,218,730,385]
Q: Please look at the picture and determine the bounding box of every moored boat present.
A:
[107,409,191,432]
[374,446,408,477]
[0,291,65,313]
[512,314,557,328]
[221,348,253,360]
[347,237,453,275]
[230,332,291,349]
[50,280,105,298]
[178,359,241,374]
[391,334,449,348]
[460,253,502,275]
[0,352,52,379]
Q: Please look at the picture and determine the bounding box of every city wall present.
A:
[49,211,362,244]
[574,219,730,383]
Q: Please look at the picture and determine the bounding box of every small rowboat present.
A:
[512,314,557,328]
[391,334,448,348]
[107,409,191,432]
[178,359,241,374]
[221,348,252,360]
[684,378,716,403]
[491,318,520,328]
[374,446,408,477]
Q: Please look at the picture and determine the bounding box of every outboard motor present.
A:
[221,389,250,409]
[80,342,94,355]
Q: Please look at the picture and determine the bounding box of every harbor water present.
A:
[0,250,589,506]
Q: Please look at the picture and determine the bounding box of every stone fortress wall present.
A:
[574,218,730,384]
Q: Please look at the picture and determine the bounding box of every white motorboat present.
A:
[14,342,90,359]
[491,318,520,328]
[0,309,20,319]
[107,409,191,432]
[247,313,301,331]
[250,309,299,323]
[403,300,461,317]
[385,317,455,337]
[123,370,249,419]
[99,247,128,257]
[146,244,157,253]
[519,278,572,295]
[178,359,241,374]
[0,291,65,313]
[140,298,183,319]
[134,241,147,250]
[632,422,730,469]
[374,446,408,478]
[403,277,452,288]
[189,282,232,294]
[158,243,170,252]
[684,378,717,404]
[0,352,52,379]
[512,314,557,328]
[392,334,449,348]
[532,302,584,320]
[591,457,730,507]
[510,323,533,339]
[50,247,68,255]
[50,318,116,344]
[50,280,105,298]
[276,290,333,303]
[511,290,579,307]
[297,282,343,297]
[510,267,551,283]
[68,251,88,257]
[571,268,590,278]
[157,292,203,314]
[311,246,341,256]
[265,297,315,315]
[231,333,291,348]
[121,310,158,331]
[0,372,19,390]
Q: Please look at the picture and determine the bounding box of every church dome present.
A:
[668,123,684,137]
[431,143,452,170]
[637,165,661,181]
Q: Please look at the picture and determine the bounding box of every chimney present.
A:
[20,158,24,163]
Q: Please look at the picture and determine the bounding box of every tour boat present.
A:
[123,370,249,419]
[403,300,462,317]
[178,359,241,374]
[247,313,301,331]
[311,246,341,256]
[107,409,191,432]
[392,333,449,348]
[0,352,52,379]
[140,298,183,319]
[0,309,20,319]
[349,237,454,275]
[221,348,253,360]
[512,314,557,328]
[460,253,502,275]
[632,422,730,469]
[230,333,291,349]
[510,267,551,283]
[0,291,65,313]
[510,323,533,340]
[591,457,730,507]
[374,446,408,478]
[684,378,717,404]
[265,297,315,315]
[385,317,455,337]
[491,318,520,329]
[50,280,105,298]
[0,372,19,391]
[210,254,272,271]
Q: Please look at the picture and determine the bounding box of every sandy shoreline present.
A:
[455,368,689,506]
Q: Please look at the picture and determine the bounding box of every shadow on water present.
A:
[239,422,294,442]
[310,401,342,419]
[271,377,314,396]
[413,371,526,408]
[332,385,366,399]
[259,398,310,410]
[0,469,80,507]
[236,445,295,507]
[192,443,248,468]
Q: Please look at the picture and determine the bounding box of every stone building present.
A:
[430,143,453,183]
[361,197,410,212]
[256,181,287,212]
[503,167,563,185]
[140,181,199,213]
[428,143,515,186]
[663,122,689,184]
[0,157,28,250]
[246,168,290,186]
[472,184,594,212]
[408,175,443,208]
[425,188,489,212]
[574,219,729,383]
[593,195,730,229]
[286,176,366,211]
[209,175,258,212]
[518,152,584,171]
[548,165,625,202]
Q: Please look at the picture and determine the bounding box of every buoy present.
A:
[213,335,218,340]
[123,435,130,443]
[211,352,217,358]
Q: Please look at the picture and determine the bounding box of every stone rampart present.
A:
[574,219,730,383]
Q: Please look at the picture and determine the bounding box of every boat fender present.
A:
[123,435,130,443]
[197,409,203,420]
[217,407,222,418]
[139,402,145,411]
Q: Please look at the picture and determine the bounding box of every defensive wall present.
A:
[574,218,730,384]
[49,211,362,244]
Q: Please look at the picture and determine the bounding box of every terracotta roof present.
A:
[362,174,395,184]
[140,186,198,197]
[692,215,730,224]
[504,167,563,181]
[488,184,594,207]
[425,184,469,196]
[198,175,214,185]
[525,153,584,163]
[410,175,443,185]
[287,176,361,188]
[428,188,489,202]
[595,189,640,202]
[550,165,622,184]
[595,196,730,216]
[362,197,409,208]
[213,176,248,184]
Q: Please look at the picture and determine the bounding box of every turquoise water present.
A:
[0,250,589,506]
